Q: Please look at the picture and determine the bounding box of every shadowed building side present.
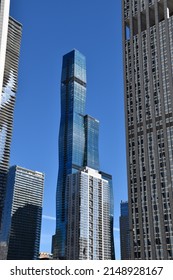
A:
[0,166,44,260]
[120,201,131,259]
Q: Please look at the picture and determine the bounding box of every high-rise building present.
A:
[53,49,114,259]
[66,167,111,260]
[0,0,10,100]
[0,166,44,260]
[84,115,100,170]
[100,170,115,260]
[53,50,87,259]
[122,0,173,259]
[120,201,131,259]
[0,16,22,231]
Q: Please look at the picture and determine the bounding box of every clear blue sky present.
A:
[10,0,127,260]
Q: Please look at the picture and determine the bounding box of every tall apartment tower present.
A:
[1,166,44,260]
[120,201,131,259]
[53,50,114,259]
[122,0,173,259]
[0,16,22,230]
[66,167,111,260]
[0,0,10,100]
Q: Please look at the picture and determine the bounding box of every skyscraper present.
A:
[0,0,10,100]
[66,167,111,260]
[0,16,22,231]
[53,49,114,259]
[122,0,173,259]
[120,201,131,260]
[53,50,87,259]
[1,166,44,260]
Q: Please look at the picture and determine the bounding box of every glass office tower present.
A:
[1,166,44,260]
[53,50,114,259]
[54,50,87,259]
[0,16,22,231]
[122,0,173,259]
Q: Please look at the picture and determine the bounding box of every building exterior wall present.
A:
[1,166,44,260]
[0,0,10,102]
[84,115,100,170]
[100,170,115,260]
[120,201,131,259]
[66,167,111,260]
[122,0,173,259]
[0,16,22,230]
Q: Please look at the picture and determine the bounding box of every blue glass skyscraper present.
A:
[54,50,87,259]
[53,50,114,259]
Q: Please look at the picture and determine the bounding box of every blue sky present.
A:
[10,0,127,260]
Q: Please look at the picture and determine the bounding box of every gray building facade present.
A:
[122,0,173,259]
[122,0,173,260]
